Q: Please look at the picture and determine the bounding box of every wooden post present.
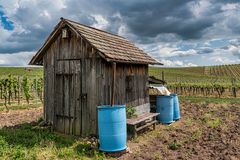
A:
[162,71,164,81]
[35,77,38,105]
[18,76,20,105]
[231,78,237,98]
[111,62,116,106]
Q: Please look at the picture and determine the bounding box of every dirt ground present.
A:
[0,107,43,128]
[119,102,240,160]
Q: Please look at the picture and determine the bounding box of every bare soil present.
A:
[0,107,43,128]
[119,102,240,160]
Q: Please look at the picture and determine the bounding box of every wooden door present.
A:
[54,60,82,135]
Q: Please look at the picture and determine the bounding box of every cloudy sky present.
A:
[0,0,240,67]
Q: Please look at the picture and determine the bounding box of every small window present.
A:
[62,28,69,38]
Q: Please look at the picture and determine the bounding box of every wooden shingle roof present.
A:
[29,18,161,65]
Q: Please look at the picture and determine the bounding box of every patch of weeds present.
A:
[153,152,162,160]
[165,125,175,131]
[150,130,162,138]
[185,118,193,126]
[74,141,105,159]
[201,113,212,123]
[10,146,27,160]
[0,123,106,159]
[224,112,233,119]
[132,136,139,143]
[191,129,202,141]
[75,143,93,156]
[207,118,222,129]
[168,140,181,150]
[126,105,137,118]
[0,103,42,111]
[57,148,75,159]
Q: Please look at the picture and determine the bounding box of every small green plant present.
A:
[6,74,13,105]
[21,76,31,104]
[191,130,202,141]
[126,105,137,118]
[168,140,181,150]
[132,136,139,143]
[207,118,222,128]
[201,113,212,123]
[185,118,193,126]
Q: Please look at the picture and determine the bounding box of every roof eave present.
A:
[105,58,163,65]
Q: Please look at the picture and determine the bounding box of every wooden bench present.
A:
[127,112,159,138]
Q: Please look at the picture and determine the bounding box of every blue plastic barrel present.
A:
[97,105,127,152]
[170,93,181,120]
[156,95,174,124]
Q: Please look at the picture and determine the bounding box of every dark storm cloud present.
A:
[198,47,214,54]
[1,0,240,55]
[111,0,213,39]
[63,0,216,41]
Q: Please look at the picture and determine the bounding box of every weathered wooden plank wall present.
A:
[99,63,149,107]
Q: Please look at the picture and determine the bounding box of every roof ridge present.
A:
[61,17,127,40]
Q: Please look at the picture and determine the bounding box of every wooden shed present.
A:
[29,18,161,136]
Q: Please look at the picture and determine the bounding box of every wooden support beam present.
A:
[111,62,116,106]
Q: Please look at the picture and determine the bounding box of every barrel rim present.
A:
[97,105,126,109]
[156,95,173,98]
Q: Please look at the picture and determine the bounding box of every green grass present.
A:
[0,67,43,78]
[0,102,42,111]
[207,118,222,129]
[0,123,106,160]
[179,96,240,104]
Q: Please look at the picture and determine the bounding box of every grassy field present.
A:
[149,64,240,83]
[0,64,239,83]
[0,67,43,78]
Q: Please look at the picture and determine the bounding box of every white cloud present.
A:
[40,10,51,20]
[221,3,240,11]
[171,49,197,57]
[91,14,109,30]
[160,59,198,67]
[189,0,211,18]
[150,45,197,58]
[208,56,238,64]
[0,51,35,66]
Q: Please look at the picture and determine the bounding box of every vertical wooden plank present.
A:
[64,61,70,134]
[43,54,48,122]
[75,60,81,135]
[69,61,74,135]
[90,50,97,134]
[81,47,87,136]
[55,75,64,133]
[111,62,116,106]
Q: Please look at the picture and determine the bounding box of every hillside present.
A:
[149,64,240,84]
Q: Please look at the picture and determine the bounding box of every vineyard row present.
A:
[0,75,43,110]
